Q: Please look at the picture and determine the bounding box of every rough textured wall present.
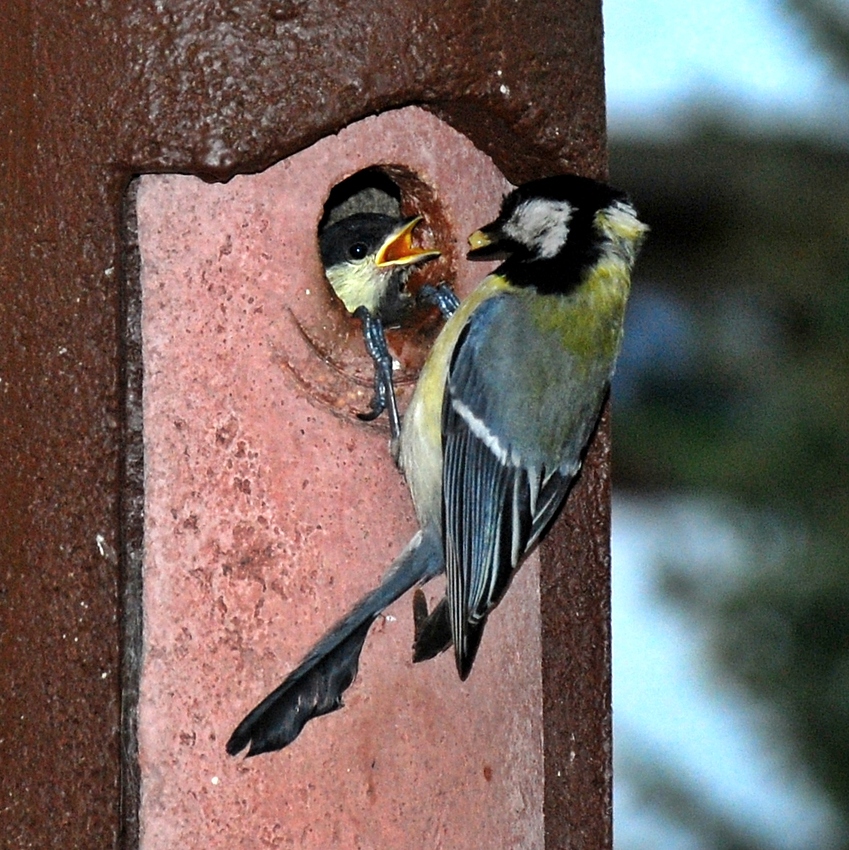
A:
[0,1,608,847]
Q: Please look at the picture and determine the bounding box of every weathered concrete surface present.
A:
[1,0,609,845]
[138,107,547,849]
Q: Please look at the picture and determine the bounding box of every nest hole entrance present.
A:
[318,165,454,301]
[319,168,403,228]
[317,166,455,370]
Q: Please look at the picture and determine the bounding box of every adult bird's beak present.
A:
[466,225,512,260]
[467,228,494,251]
[374,216,440,267]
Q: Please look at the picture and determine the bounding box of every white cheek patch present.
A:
[597,199,649,264]
[504,198,573,259]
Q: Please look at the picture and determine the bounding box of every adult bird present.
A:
[227,175,647,756]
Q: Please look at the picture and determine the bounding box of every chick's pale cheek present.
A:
[324,260,389,315]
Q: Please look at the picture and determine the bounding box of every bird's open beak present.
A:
[375,216,441,267]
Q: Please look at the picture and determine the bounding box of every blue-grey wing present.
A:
[441,295,580,677]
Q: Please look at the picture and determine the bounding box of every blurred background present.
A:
[603,1,849,848]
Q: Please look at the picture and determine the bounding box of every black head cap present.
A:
[318,213,402,270]
[467,175,631,293]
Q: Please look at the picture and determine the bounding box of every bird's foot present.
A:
[354,307,401,441]
[418,282,459,319]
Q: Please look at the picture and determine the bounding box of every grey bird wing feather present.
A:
[440,294,594,678]
[227,528,442,757]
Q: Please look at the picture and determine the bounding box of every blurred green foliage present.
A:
[784,0,849,77]
[609,124,849,847]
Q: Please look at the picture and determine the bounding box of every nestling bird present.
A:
[318,213,441,434]
[226,175,647,757]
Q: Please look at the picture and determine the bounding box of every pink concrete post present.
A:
[137,107,551,848]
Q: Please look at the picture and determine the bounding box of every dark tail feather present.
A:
[455,620,485,681]
[412,593,452,662]
[225,617,374,757]
[411,593,484,681]
[226,528,442,757]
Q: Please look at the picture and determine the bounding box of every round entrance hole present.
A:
[303,166,456,429]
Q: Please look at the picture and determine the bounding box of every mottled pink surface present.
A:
[138,106,543,848]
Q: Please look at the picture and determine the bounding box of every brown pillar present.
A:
[0,2,609,847]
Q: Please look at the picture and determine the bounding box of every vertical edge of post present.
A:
[541,407,613,849]
[119,177,144,850]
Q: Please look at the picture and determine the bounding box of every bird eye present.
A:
[348,242,368,261]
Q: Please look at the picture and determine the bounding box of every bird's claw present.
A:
[418,282,459,319]
[352,286,456,440]
[354,307,401,441]
[356,377,388,422]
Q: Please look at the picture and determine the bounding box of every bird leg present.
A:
[352,286,456,440]
[418,282,459,319]
[353,306,402,441]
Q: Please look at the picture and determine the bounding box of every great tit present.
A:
[227,175,647,757]
[318,213,440,433]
